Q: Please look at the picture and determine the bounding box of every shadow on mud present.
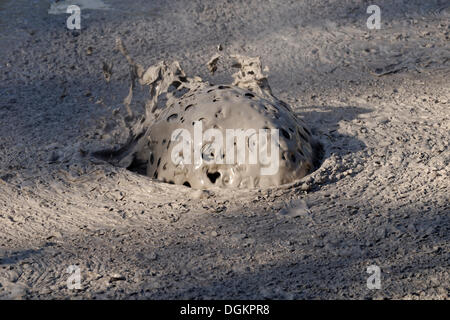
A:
[296,104,370,157]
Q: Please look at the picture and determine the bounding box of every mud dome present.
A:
[101,39,321,189]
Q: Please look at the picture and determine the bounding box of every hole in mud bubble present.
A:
[218,85,230,89]
[184,104,194,112]
[281,128,291,139]
[192,117,205,126]
[167,113,178,122]
[183,181,191,188]
[303,126,311,136]
[297,128,308,141]
[290,153,296,163]
[207,171,221,184]
[173,87,189,98]
[150,153,154,165]
[168,81,181,92]
[245,93,255,98]
[202,151,215,161]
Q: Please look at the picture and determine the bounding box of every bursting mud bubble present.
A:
[96,39,322,189]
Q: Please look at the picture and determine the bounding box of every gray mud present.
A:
[0,0,449,299]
